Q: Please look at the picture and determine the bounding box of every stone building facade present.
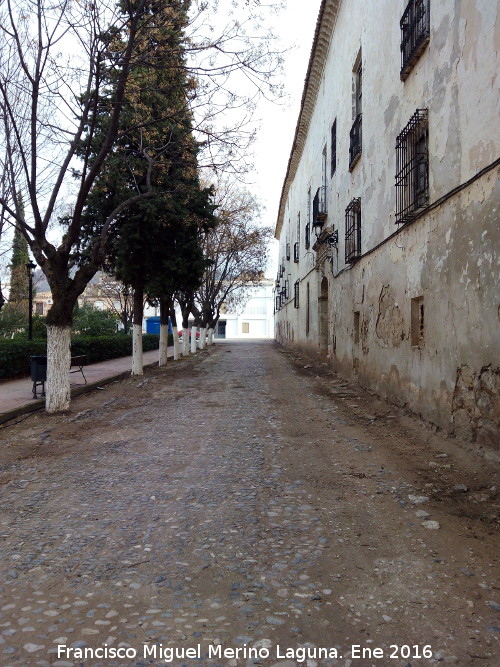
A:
[274,0,499,448]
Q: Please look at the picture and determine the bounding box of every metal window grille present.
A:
[305,222,311,249]
[400,0,430,80]
[355,62,362,117]
[331,120,337,177]
[293,242,299,263]
[349,113,362,170]
[294,281,300,308]
[286,243,290,261]
[395,109,429,224]
[282,280,289,300]
[275,294,281,311]
[312,186,327,229]
[345,198,362,263]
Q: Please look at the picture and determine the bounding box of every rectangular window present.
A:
[312,186,327,231]
[349,55,362,170]
[305,222,311,249]
[400,0,430,80]
[294,281,300,308]
[345,198,362,263]
[296,212,300,247]
[293,242,299,263]
[331,119,337,177]
[354,60,362,117]
[411,296,424,346]
[286,243,290,261]
[395,109,429,224]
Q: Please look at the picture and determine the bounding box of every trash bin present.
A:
[30,355,47,399]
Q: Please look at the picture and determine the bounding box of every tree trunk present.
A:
[170,307,180,361]
[207,328,214,345]
[132,283,144,376]
[182,328,189,355]
[190,325,197,353]
[199,327,206,349]
[46,325,71,413]
[44,269,89,413]
[159,299,169,367]
[180,300,191,356]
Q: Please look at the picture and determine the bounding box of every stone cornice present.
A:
[275,0,341,239]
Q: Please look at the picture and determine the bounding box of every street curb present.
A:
[0,355,175,426]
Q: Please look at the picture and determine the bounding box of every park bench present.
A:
[70,355,87,384]
[31,354,87,399]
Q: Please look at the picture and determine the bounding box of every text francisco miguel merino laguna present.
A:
[57,642,382,662]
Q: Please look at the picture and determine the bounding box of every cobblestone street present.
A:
[0,341,498,667]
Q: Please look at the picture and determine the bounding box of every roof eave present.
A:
[274,0,341,240]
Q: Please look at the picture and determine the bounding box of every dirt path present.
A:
[0,341,498,667]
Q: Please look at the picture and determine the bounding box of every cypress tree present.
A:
[8,195,30,305]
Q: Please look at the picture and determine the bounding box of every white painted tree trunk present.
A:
[190,326,197,353]
[132,324,143,375]
[199,327,206,349]
[46,325,72,413]
[159,323,169,367]
[182,328,189,355]
[207,328,214,345]
[173,326,180,360]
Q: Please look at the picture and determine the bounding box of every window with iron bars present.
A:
[345,198,362,263]
[305,222,311,249]
[294,281,300,308]
[312,186,327,229]
[281,279,289,301]
[395,109,429,224]
[349,113,362,170]
[400,0,430,80]
[349,58,362,170]
[275,294,281,312]
[286,243,290,261]
[293,242,299,263]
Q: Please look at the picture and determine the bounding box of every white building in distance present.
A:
[214,279,275,339]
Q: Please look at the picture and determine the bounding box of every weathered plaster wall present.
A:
[275,0,499,447]
[330,172,499,446]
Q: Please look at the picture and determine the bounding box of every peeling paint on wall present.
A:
[375,286,405,348]
[452,365,500,449]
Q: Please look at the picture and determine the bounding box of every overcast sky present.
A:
[0,0,320,283]
[250,0,321,272]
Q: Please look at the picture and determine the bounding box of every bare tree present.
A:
[0,0,167,411]
[0,0,282,412]
[83,274,133,334]
[194,177,272,343]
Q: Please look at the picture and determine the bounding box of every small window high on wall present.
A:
[400,0,430,80]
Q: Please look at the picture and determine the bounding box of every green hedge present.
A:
[0,333,166,380]
[0,339,47,379]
